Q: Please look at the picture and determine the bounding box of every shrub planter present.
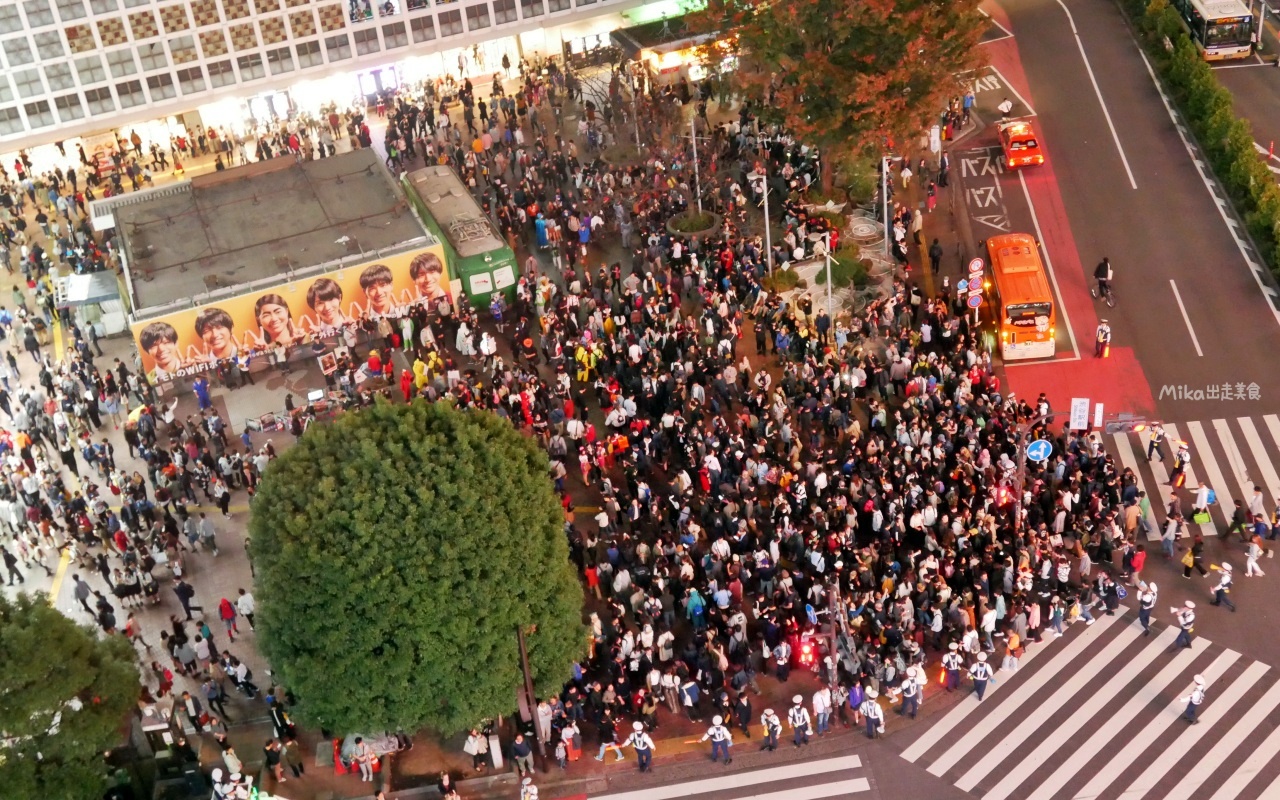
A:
[667,210,723,239]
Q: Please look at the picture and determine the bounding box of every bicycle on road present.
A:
[1091,280,1116,308]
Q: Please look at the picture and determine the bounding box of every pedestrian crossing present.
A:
[900,610,1280,800]
[586,754,873,800]
[1110,414,1280,541]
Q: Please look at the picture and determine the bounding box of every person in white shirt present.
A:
[235,588,255,631]
[812,687,832,735]
[787,694,811,747]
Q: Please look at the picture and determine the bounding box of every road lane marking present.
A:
[1169,279,1203,356]
[1017,170,1081,359]
[48,551,70,608]
[1208,707,1280,800]
[1238,416,1280,500]
[988,65,1038,117]
[1055,0,1138,189]
[589,756,863,800]
[1136,44,1280,329]
[1162,423,1215,537]
[978,8,1014,42]
[1188,420,1234,516]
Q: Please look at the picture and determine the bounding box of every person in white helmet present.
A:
[1210,562,1236,611]
[969,651,994,700]
[519,777,537,800]
[622,720,656,772]
[859,687,884,738]
[760,708,782,751]
[787,694,811,747]
[942,642,964,692]
[897,666,922,718]
[701,714,734,764]
[1138,582,1158,636]
[1181,675,1207,724]
[1171,600,1196,650]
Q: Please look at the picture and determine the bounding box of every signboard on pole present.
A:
[1026,439,1053,463]
[1094,403,1105,430]
[1069,398,1089,431]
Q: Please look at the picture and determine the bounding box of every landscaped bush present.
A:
[1126,0,1280,272]
[762,268,806,293]
[812,243,868,288]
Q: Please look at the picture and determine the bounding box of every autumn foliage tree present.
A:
[696,0,987,190]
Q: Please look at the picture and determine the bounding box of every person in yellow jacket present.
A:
[575,343,597,383]
[412,356,429,389]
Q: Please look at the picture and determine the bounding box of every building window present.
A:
[207,59,234,87]
[13,69,43,100]
[295,40,321,68]
[123,0,150,7]
[406,0,428,9]
[139,42,167,71]
[76,55,105,85]
[492,0,515,23]
[0,107,23,135]
[409,15,434,42]
[382,21,406,47]
[547,0,568,11]
[35,31,66,60]
[107,49,137,78]
[45,63,74,91]
[24,100,54,127]
[0,7,21,34]
[519,0,542,17]
[577,0,595,6]
[3,39,35,66]
[0,77,12,103]
[353,28,379,55]
[54,93,84,121]
[267,46,293,74]
[23,0,56,27]
[146,73,175,100]
[115,78,143,107]
[89,0,117,12]
[325,33,351,60]
[176,66,204,94]
[237,53,264,80]
[169,35,196,63]
[438,9,462,35]
[56,0,87,21]
[84,86,113,114]
[465,4,488,30]
[378,0,399,16]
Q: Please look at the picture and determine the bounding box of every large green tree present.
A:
[251,400,586,736]
[0,594,138,800]
[697,0,987,189]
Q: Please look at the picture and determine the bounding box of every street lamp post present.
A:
[881,155,891,258]
[760,163,773,275]
[690,116,703,215]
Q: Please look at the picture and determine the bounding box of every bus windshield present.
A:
[1204,18,1252,48]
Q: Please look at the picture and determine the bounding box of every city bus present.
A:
[985,233,1056,361]
[402,166,518,306]
[1169,0,1254,61]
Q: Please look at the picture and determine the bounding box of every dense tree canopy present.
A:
[252,400,586,735]
[0,594,138,800]
[697,0,986,186]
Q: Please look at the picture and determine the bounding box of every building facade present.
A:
[0,0,686,152]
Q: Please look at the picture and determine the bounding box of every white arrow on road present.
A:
[1254,141,1280,174]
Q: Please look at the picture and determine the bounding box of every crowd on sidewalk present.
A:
[0,57,1181,798]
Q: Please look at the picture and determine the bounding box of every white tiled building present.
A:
[0,0,677,152]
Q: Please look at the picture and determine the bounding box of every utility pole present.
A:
[516,625,546,771]
[750,164,773,274]
[690,116,703,215]
[628,66,641,149]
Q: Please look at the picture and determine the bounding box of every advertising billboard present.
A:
[131,244,450,382]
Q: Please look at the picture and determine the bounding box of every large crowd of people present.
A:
[0,51,1144,792]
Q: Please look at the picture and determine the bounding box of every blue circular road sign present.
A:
[967,294,983,309]
[1026,439,1053,463]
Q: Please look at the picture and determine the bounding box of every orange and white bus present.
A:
[986,233,1056,361]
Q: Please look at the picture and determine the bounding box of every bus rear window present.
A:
[1007,302,1051,318]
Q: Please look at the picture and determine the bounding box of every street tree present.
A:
[251,400,586,736]
[696,0,987,191]
[0,594,138,800]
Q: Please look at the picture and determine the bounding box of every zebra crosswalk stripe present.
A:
[1116,660,1266,800]
[1207,698,1280,800]
[1238,417,1280,500]
[1163,423,1215,540]
[1019,635,1210,800]
[1214,418,1256,508]
[925,612,1123,778]
[1053,648,1239,800]
[954,619,1143,792]
[981,625,1179,800]
[588,755,868,800]
[1112,430,1162,540]
[1166,678,1280,800]
[1187,420,1234,515]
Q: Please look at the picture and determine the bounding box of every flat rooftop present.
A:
[117,149,425,313]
